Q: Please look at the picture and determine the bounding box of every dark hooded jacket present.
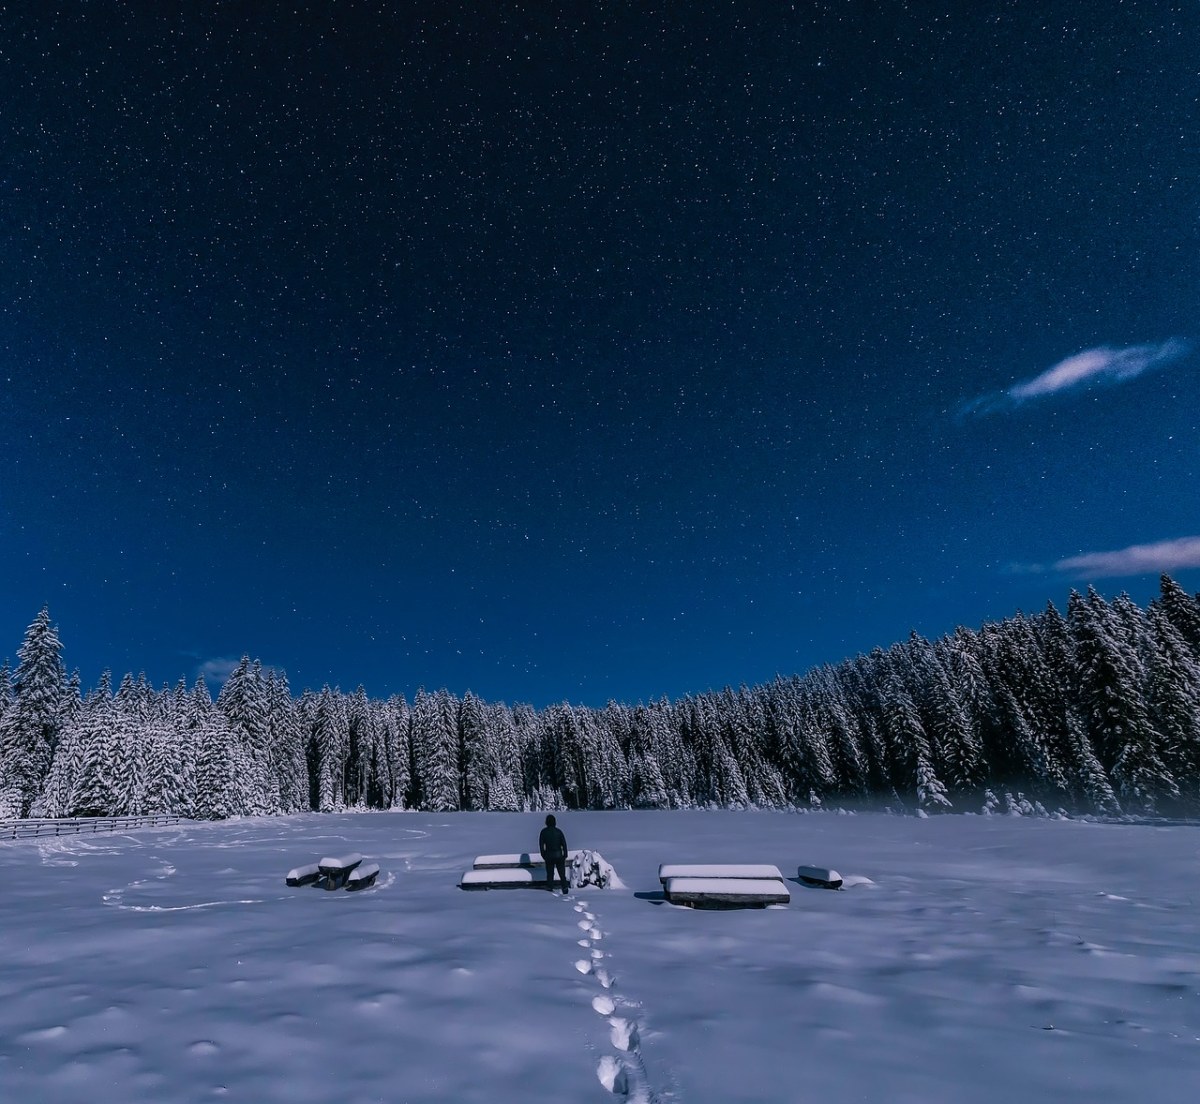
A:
[539,823,567,862]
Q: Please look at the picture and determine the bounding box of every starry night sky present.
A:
[2,1,1198,707]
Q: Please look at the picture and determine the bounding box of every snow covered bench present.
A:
[460,867,554,890]
[460,850,581,890]
[346,861,380,890]
[658,863,784,887]
[797,865,843,890]
[286,862,322,888]
[658,864,790,908]
[472,851,581,869]
[665,877,791,907]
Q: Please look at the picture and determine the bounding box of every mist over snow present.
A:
[3,810,1199,1103]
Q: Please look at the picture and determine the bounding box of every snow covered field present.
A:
[3,810,1199,1103]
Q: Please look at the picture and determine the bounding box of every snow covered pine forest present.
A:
[2,575,1200,823]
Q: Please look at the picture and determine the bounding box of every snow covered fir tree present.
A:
[1,576,1199,821]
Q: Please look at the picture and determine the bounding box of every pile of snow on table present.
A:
[570,849,624,890]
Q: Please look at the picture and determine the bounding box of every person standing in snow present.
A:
[539,814,569,894]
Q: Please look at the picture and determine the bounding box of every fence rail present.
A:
[0,814,188,840]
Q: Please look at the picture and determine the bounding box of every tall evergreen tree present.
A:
[1146,604,1200,799]
[1071,589,1176,810]
[193,712,239,820]
[343,687,375,809]
[175,675,215,815]
[459,691,492,811]
[382,695,412,809]
[0,608,66,816]
[881,672,950,811]
[1155,574,1200,656]
[218,658,276,815]
[484,702,522,811]
[909,634,982,793]
[1060,706,1120,815]
[806,670,870,796]
[67,674,121,817]
[140,718,189,815]
[628,705,670,809]
[268,671,308,812]
[410,688,460,811]
[108,684,146,815]
[655,698,693,806]
[308,687,344,812]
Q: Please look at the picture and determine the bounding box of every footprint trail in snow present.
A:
[571,899,658,1102]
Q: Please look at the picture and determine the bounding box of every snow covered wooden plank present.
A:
[460,867,554,890]
[657,863,783,887]
[318,852,363,875]
[346,861,380,890]
[318,853,363,889]
[797,865,843,889]
[472,850,581,869]
[285,862,321,887]
[664,876,791,906]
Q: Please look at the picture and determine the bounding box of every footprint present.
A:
[591,948,604,960]
[188,1041,220,1056]
[578,938,591,948]
[595,967,614,989]
[578,920,593,932]
[596,1055,629,1095]
[574,904,586,913]
[592,995,616,1016]
[609,1017,640,1052]
[574,959,593,975]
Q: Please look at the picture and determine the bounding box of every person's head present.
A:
[545,814,556,827]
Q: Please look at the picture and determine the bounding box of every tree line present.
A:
[1,575,1198,820]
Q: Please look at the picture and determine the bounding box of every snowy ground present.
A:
[3,809,1199,1103]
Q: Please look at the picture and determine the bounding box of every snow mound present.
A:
[839,873,876,889]
[570,849,624,890]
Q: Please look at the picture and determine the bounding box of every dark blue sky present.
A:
[2,1,1197,706]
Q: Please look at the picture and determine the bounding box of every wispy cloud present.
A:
[196,656,240,687]
[1052,536,1200,579]
[961,338,1191,416]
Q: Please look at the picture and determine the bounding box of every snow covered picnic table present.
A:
[460,850,582,889]
[285,852,380,891]
[658,863,791,907]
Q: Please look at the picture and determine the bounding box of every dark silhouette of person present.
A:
[538,814,569,894]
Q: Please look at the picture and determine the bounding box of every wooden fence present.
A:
[0,814,188,840]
